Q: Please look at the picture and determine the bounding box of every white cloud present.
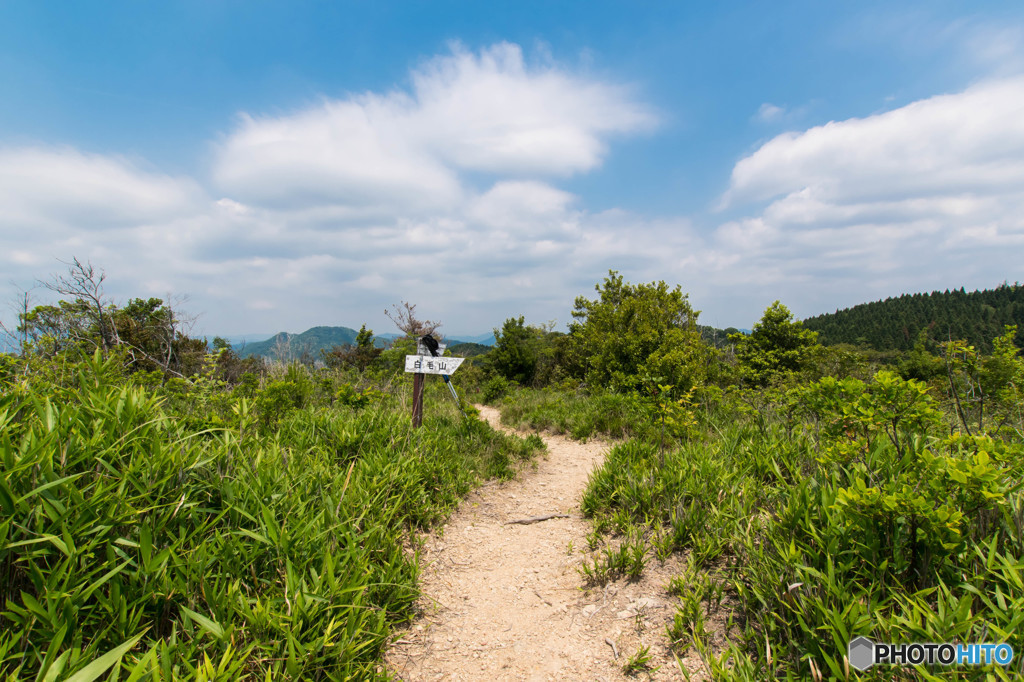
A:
[410,43,656,175]
[212,97,463,212]
[726,77,1024,208]
[0,43,647,327]
[0,147,207,313]
[0,42,667,335]
[5,41,1023,336]
[706,75,1024,319]
[0,147,202,230]
[466,180,577,234]
[212,43,655,213]
[756,103,785,122]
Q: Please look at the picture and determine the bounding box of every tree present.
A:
[17,258,201,376]
[489,316,541,385]
[321,324,382,371]
[897,329,943,382]
[355,324,374,349]
[562,271,712,395]
[42,257,116,351]
[731,301,818,386]
[211,336,264,383]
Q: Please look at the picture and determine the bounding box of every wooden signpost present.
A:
[405,335,465,427]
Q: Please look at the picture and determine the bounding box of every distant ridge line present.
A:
[234,325,496,359]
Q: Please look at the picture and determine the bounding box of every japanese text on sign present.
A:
[404,355,464,375]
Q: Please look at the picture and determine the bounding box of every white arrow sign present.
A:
[404,355,465,375]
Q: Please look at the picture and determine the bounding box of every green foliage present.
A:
[321,324,383,372]
[355,323,373,349]
[483,317,563,388]
[498,387,650,440]
[643,378,698,457]
[802,342,872,382]
[334,382,382,409]
[1,350,543,679]
[731,301,819,387]
[794,370,942,460]
[18,299,95,355]
[579,537,647,586]
[489,316,540,385]
[577,353,1024,679]
[803,282,1024,353]
[377,337,417,373]
[622,644,655,676]
[941,326,1024,438]
[11,260,1024,679]
[211,340,264,385]
[20,295,204,377]
[986,325,1024,437]
[897,329,945,382]
[447,341,491,358]
[562,271,712,395]
[481,375,514,404]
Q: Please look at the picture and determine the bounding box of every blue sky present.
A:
[2,1,1023,338]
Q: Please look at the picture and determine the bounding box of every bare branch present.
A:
[24,258,196,377]
[384,301,442,339]
[40,257,116,351]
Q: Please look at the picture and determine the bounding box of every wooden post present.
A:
[412,371,424,428]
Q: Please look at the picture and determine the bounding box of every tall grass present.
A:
[497,387,649,440]
[1,352,542,679]
[575,375,1024,680]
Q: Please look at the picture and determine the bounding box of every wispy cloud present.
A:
[755,103,785,122]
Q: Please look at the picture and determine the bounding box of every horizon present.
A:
[219,279,1019,345]
[3,2,1023,337]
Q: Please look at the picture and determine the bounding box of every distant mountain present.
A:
[455,332,497,346]
[235,325,497,360]
[377,331,496,346]
[216,333,276,348]
[238,326,360,359]
[802,283,1024,353]
[448,342,491,358]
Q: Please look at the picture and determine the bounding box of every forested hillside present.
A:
[803,283,1024,352]
[237,325,361,360]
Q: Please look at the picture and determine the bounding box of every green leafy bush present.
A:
[578,367,1024,679]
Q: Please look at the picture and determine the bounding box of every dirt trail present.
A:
[385,406,702,681]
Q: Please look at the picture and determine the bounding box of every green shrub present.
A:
[481,375,514,404]
[577,368,1024,679]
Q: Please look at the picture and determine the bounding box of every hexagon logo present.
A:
[849,636,875,671]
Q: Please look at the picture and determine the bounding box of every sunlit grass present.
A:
[573,378,1024,680]
[1,352,542,679]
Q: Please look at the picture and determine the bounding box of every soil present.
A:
[384,405,716,681]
